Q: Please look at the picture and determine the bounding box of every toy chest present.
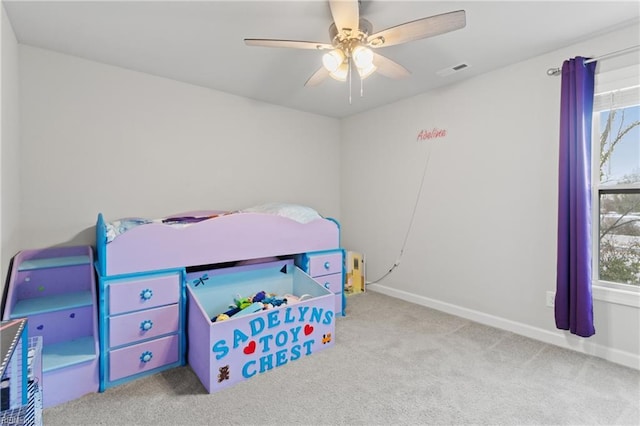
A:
[186,259,336,393]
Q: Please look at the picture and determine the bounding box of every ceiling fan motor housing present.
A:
[329,18,374,51]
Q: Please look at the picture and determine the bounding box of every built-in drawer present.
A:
[315,273,342,294]
[109,304,180,348]
[108,272,181,315]
[306,252,343,277]
[108,334,179,382]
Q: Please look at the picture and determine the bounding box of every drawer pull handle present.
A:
[140,289,153,301]
[140,320,153,331]
[324,282,330,289]
[324,261,331,270]
[140,351,153,363]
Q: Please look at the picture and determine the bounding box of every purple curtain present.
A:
[555,56,597,338]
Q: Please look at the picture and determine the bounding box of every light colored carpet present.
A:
[43,291,640,425]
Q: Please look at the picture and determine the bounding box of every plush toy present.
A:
[232,302,264,318]
[262,295,286,307]
[284,294,313,304]
[214,313,230,322]
[232,295,252,310]
[284,294,299,304]
[251,291,266,303]
[211,306,241,322]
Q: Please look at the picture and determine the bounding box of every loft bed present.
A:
[95,203,343,393]
[95,203,342,276]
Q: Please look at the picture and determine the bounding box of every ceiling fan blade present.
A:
[367,10,466,48]
[305,67,330,87]
[373,52,411,79]
[244,39,332,50]
[329,0,359,34]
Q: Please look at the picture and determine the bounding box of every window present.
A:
[592,64,640,298]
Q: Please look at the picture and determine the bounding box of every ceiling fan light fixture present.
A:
[357,63,377,79]
[352,45,374,69]
[329,62,349,81]
[322,49,346,72]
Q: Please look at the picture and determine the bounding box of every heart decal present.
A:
[304,324,314,336]
[243,340,256,355]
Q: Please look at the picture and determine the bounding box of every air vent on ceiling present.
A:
[436,63,470,77]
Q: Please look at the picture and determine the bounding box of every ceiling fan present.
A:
[244,0,466,87]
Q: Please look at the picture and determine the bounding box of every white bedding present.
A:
[239,203,322,224]
[104,203,323,244]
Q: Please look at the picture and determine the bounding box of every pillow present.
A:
[240,203,322,224]
[105,218,152,243]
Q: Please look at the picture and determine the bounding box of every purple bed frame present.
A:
[95,210,342,393]
[96,211,341,276]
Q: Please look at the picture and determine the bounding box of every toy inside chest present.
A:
[186,259,336,393]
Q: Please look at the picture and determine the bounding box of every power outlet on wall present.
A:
[546,291,555,308]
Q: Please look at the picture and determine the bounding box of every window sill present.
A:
[592,282,640,308]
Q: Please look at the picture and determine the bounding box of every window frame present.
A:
[590,64,640,308]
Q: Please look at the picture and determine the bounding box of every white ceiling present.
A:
[4,1,639,118]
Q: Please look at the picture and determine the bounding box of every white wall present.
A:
[1,3,21,297]
[341,23,640,368]
[9,16,639,369]
[18,46,341,249]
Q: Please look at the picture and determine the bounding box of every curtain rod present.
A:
[546,44,640,76]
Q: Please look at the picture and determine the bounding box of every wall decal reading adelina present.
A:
[417,128,447,141]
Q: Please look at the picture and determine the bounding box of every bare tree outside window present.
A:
[597,104,640,286]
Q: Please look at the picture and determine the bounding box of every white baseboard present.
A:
[367,283,640,370]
